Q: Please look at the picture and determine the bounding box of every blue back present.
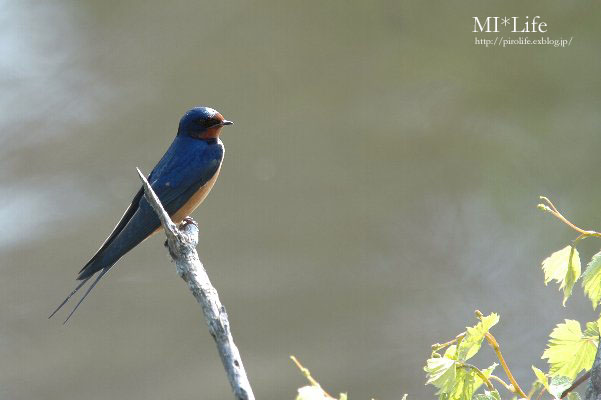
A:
[80,135,224,278]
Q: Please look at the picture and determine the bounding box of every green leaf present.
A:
[583,250,601,309]
[566,393,582,400]
[453,364,496,400]
[425,356,496,400]
[548,375,572,398]
[444,345,458,360]
[456,313,499,361]
[425,313,500,400]
[425,357,456,394]
[542,319,600,379]
[296,386,330,400]
[448,366,478,400]
[532,365,549,392]
[542,246,581,305]
[473,390,501,400]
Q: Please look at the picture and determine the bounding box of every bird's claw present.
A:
[180,217,197,228]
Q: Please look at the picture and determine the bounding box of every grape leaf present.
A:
[445,363,496,400]
[425,357,456,394]
[296,386,329,400]
[542,246,581,305]
[473,390,501,400]
[448,367,474,400]
[548,375,572,398]
[582,250,601,309]
[566,392,581,400]
[532,365,549,392]
[425,350,496,400]
[295,386,345,400]
[444,345,458,360]
[542,319,600,379]
[456,313,499,361]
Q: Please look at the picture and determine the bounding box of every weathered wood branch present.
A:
[136,168,255,400]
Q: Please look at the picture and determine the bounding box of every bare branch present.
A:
[137,168,255,400]
[539,196,601,238]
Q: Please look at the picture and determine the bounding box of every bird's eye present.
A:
[206,119,221,128]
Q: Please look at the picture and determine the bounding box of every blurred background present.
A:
[2,1,601,399]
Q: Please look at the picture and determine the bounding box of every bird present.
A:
[50,106,233,324]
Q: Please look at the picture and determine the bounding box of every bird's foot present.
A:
[179,217,199,247]
[180,216,197,228]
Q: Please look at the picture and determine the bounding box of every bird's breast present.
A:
[171,164,222,223]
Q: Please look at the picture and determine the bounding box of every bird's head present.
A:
[177,106,233,140]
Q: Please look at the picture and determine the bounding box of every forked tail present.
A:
[49,268,109,324]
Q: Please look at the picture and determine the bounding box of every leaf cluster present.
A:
[425,312,502,400]
[423,197,601,400]
[290,197,601,400]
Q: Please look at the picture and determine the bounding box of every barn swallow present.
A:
[50,106,233,323]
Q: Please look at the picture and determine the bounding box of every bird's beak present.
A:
[221,120,234,126]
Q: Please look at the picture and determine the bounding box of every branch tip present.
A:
[135,167,255,400]
[537,204,552,212]
[537,196,601,237]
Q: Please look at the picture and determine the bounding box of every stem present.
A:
[432,333,466,352]
[535,387,546,400]
[290,356,335,399]
[458,363,495,391]
[484,333,527,398]
[561,370,590,399]
[539,196,601,238]
[489,375,514,393]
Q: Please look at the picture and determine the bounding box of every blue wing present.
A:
[50,137,223,323]
[79,136,223,279]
